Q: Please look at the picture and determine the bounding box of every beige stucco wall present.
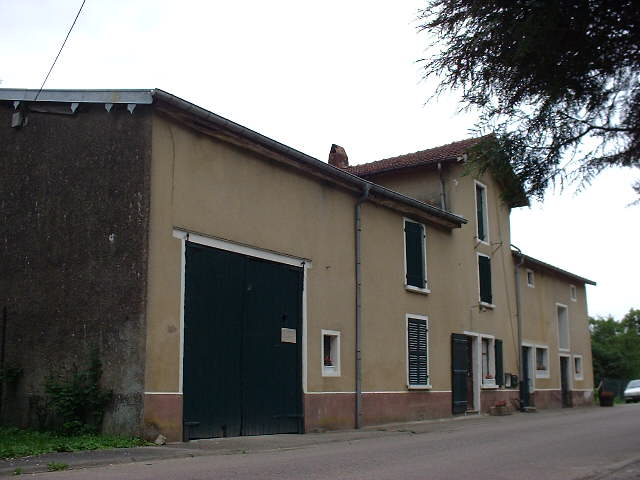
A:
[367,164,521,389]
[370,162,594,395]
[145,114,480,399]
[144,111,592,435]
[519,268,594,391]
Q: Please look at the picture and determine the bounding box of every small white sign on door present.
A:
[281,328,297,344]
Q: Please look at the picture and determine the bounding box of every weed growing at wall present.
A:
[44,352,112,435]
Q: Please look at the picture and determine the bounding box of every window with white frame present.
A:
[557,304,570,351]
[574,355,583,380]
[404,219,428,292]
[475,181,489,243]
[477,254,493,306]
[322,330,341,377]
[481,337,496,386]
[535,346,549,378]
[407,315,429,388]
[526,269,535,288]
[570,284,577,302]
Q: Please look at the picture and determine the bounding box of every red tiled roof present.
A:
[344,136,490,177]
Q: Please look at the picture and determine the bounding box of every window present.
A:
[526,269,535,288]
[475,181,489,243]
[321,330,340,377]
[404,219,427,292]
[477,254,493,305]
[407,315,429,388]
[535,346,549,378]
[570,285,577,301]
[480,336,502,387]
[557,304,570,351]
[574,355,583,380]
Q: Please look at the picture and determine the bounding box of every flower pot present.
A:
[599,392,615,407]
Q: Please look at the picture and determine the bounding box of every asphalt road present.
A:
[40,404,640,479]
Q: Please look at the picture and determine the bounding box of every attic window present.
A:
[526,269,535,288]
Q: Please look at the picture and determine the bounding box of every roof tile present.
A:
[344,136,490,176]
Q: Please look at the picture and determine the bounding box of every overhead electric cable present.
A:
[34,0,87,102]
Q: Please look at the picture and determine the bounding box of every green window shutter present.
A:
[405,221,425,289]
[476,184,485,241]
[495,339,504,387]
[478,255,492,304]
[407,318,428,386]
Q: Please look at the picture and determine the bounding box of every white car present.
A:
[624,379,640,403]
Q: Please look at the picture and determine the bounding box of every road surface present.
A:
[40,404,640,479]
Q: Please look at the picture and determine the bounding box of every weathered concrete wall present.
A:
[0,102,151,435]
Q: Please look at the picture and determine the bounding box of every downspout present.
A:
[355,183,371,429]
[437,162,447,211]
[512,245,525,411]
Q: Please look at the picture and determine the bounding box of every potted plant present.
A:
[599,391,615,407]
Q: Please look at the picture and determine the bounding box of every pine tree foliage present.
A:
[418,0,640,200]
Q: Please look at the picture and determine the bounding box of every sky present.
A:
[1,0,637,319]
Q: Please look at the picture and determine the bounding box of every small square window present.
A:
[526,269,535,288]
[574,355,583,380]
[535,346,549,378]
[322,330,340,377]
[570,285,577,301]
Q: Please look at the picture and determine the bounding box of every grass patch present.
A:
[46,462,68,472]
[0,427,148,459]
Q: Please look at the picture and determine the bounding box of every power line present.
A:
[33,0,87,102]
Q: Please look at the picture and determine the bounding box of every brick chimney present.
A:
[328,144,349,168]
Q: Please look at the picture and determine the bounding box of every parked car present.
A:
[624,379,640,403]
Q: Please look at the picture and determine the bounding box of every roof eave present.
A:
[513,251,596,286]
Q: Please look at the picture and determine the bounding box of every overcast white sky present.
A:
[1,0,637,318]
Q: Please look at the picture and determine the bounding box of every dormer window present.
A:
[475,181,489,243]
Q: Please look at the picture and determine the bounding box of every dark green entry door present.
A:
[452,333,471,414]
[560,356,572,407]
[521,346,531,407]
[183,242,303,439]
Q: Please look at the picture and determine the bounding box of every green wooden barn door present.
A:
[241,258,303,435]
[183,242,303,439]
[183,243,245,439]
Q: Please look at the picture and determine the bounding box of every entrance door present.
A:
[521,346,531,407]
[183,242,303,439]
[452,334,473,414]
[560,356,572,407]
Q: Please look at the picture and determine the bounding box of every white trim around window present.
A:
[570,284,577,302]
[526,269,535,288]
[474,180,489,245]
[534,345,550,378]
[556,303,570,352]
[403,218,430,294]
[321,330,341,377]
[573,354,584,380]
[406,314,431,389]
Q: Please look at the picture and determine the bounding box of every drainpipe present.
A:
[355,183,371,429]
[512,245,525,411]
[437,162,447,211]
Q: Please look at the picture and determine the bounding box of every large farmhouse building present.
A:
[0,89,595,441]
